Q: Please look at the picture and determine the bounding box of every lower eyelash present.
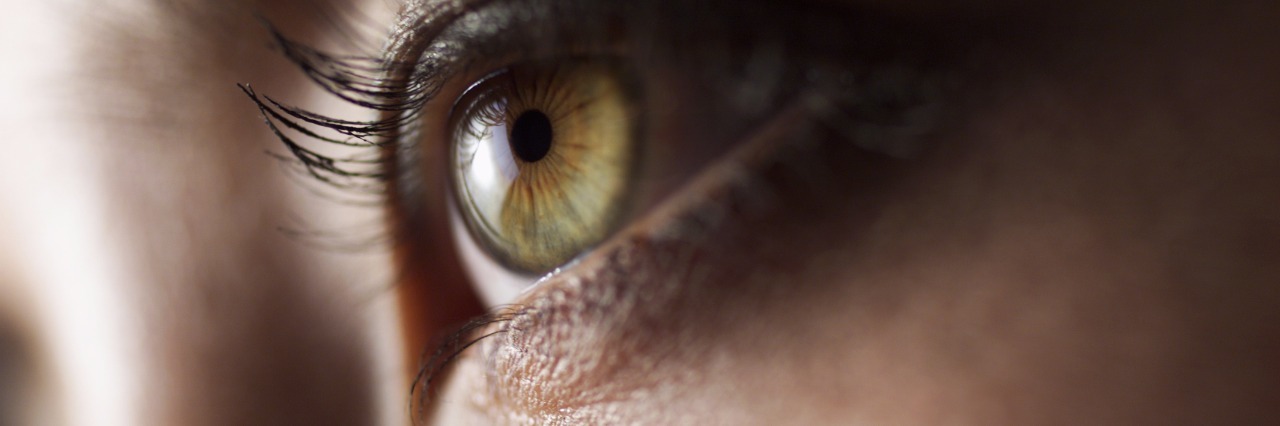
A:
[408,305,527,422]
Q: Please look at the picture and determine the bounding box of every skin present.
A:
[2,0,1279,425]
[2,0,398,424]
[429,1,1280,424]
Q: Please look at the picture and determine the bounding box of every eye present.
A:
[449,60,639,274]
[247,0,974,418]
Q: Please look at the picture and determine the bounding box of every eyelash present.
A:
[238,37,409,196]
[242,0,958,200]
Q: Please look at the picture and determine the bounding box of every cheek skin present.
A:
[432,7,1280,425]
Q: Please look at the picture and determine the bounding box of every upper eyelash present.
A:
[238,0,496,195]
[242,0,965,196]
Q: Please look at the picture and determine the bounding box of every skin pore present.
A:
[2,0,1279,425]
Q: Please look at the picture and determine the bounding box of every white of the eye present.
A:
[448,199,538,307]
[456,115,519,231]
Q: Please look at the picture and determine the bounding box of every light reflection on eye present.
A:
[449,60,639,275]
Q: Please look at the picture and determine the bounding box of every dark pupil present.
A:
[510,110,554,162]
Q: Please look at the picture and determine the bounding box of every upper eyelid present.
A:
[241,0,973,199]
[381,0,956,118]
[384,0,631,92]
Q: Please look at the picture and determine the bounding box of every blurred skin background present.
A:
[2,0,1280,425]
[0,0,404,424]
